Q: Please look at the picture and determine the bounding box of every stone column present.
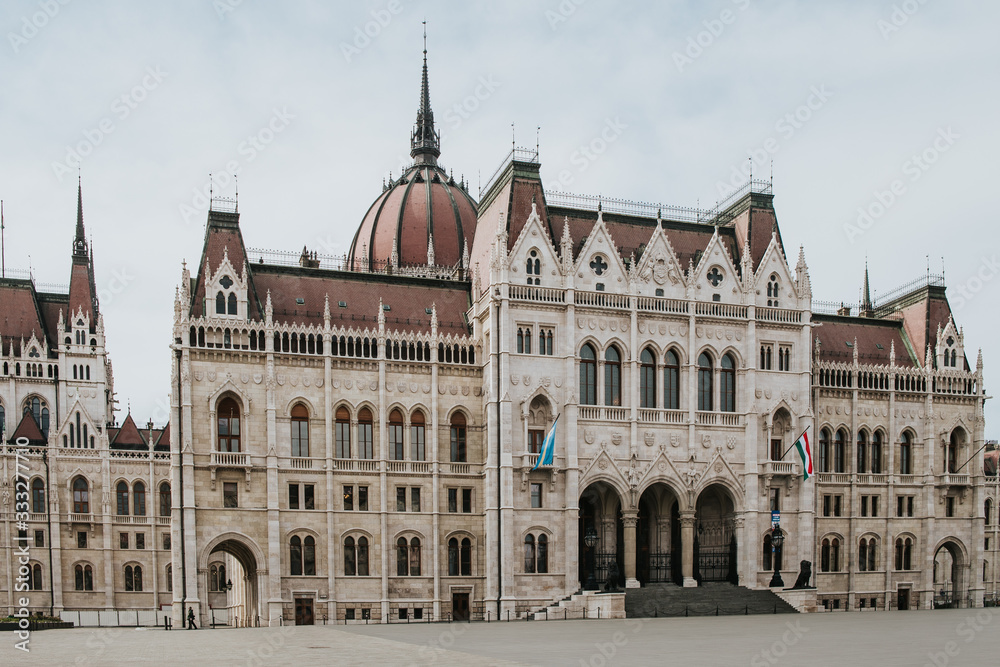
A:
[681,510,697,587]
[623,511,639,588]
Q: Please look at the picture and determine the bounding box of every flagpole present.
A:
[779,426,811,460]
[1,199,5,278]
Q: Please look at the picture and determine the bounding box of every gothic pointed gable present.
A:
[573,210,628,292]
[690,227,742,304]
[8,410,46,445]
[110,413,146,449]
[189,209,262,321]
[752,232,797,309]
[633,220,686,299]
[507,201,562,286]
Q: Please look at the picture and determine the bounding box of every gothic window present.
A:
[818,428,831,473]
[410,411,426,461]
[706,267,724,287]
[778,346,791,372]
[0,404,4,437]
[165,565,172,592]
[580,344,597,405]
[358,408,374,459]
[29,563,43,591]
[461,538,472,575]
[986,499,993,526]
[895,537,913,570]
[291,403,309,458]
[32,478,45,514]
[525,327,532,354]
[821,537,841,572]
[217,397,241,452]
[216,292,225,314]
[344,537,356,576]
[227,292,237,315]
[640,348,656,408]
[524,534,536,573]
[73,477,89,514]
[664,349,680,410]
[763,534,773,571]
[856,430,868,474]
[720,354,736,413]
[133,481,146,516]
[526,249,541,285]
[537,534,548,574]
[604,346,621,406]
[540,327,554,355]
[946,430,961,474]
[834,429,847,473]
[124,565,143,592]
[589,255,608,276]
[75,563,94,591]
[698,353,713,411]
[767,274,779,307]
[899,432,912,475]
[159,482,171,517]
[871,431,883,474]
[450,413,467,462]
[335,407,351,458]
[517,327,524,354]
[396,537,421,576]
[760,344,772,370]
[291,536,303,575]
[116,481,130,516]
[389,409,404,460]
[858,538,875,571]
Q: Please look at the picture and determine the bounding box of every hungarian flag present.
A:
[794,427,813,480]
[532,415,559,471]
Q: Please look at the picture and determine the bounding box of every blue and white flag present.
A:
[532,415,559,471]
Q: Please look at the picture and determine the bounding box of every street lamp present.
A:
[225,579,233,592]
[584,526,599,591]
[769,524,785,588]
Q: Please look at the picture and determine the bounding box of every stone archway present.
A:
[579,481,624,589]
[636,482,682,585]
[694,484,738,584]
[205,535,263,626]
[934,540,967,608]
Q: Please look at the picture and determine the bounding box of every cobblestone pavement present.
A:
[4,608,999,666]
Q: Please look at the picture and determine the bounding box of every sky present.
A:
[0,0,997,434]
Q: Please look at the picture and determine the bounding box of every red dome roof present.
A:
[349,165,478,269]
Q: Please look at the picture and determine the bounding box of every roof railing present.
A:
[479,147,539,199]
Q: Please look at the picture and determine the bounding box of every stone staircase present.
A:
[526,590,626,620]
[625,583,800,617]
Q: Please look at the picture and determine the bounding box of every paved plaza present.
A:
[4,609,999,666]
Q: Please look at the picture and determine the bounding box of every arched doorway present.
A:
[636,483,681,585]
[206,536,262,626]
[934,540,966,608]
[694,484,738,584]
[579,481,624,588]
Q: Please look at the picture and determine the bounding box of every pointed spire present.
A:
[890,340,896,367]
[977,348,983,371]
[410,21,441,165]
[323,293,331,329]
[861,261,873,316]
[427,233,435,266]
[73,174,88,258]
[265,290,273,325]
[462,238,469,269]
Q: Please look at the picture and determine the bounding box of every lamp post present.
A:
[584,526,599,591]
[769,524,785,588]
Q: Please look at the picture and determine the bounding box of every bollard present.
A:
[506,610,510,622]
[486,610,490,623]
[211,610,215,628]
[598,607,601,619]
[745,605,748,616]
[773,603,777,614]
[684,605,689,617]
[715,606,719,616]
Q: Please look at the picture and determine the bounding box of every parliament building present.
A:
[1,50,995,626]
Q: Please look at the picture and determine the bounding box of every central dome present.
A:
[348,40,478,271]
[349,165,477,270]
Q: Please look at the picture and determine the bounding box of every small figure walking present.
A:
[187,607,197,630]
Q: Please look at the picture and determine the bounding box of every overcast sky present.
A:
[1,0,996,436]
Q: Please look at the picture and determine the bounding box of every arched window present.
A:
[697,352,713,411]
[133,481,146,516]
[767,274,779,307]
[165,564,172,592]
[389,409,404,460]
[410,537,421,576]
[604,346,621,406]
[217,397,241,452]
[762,534,773,571]
[859,538,876,572]
[304,536,315,576]
[73,477,89,514]
[397,537,409,576]
[871,431,883,474]
[290,536,303,576]
[517,327,524,353]
[210,564,220,592]
[664,349,680,410]
[899,432,913,475]
[639,348,656,408]
[335,407,351,458]
[290,404,309,458]
[856,430,868,474]
[821,537,841,572]
[537,534,548,574]
[720,354,736,413]
[946,430,961,474]
[526,249,541,285]
[410,411,425,461]
[30,563,43,591]
[450,413,467,463]
[357,408,374,459]
[524,534,536,574]
[448,538,460,576]
[579,344,597,405]
[125,565,143,592]
[834,429,847,473]
[0,404,5,436]
[524,328,532,355]
[227,292,237,315]
[344,537,356,576]
[818,429,831,473]
[986,499,993,526]
[31,478,45,514]
[75,563,94,591]
[461,538,472,576]
[215,292,225,314]
[895,537,913,570]
[357,536,369,576]
[159,482,171,517]
[116,481,130,516]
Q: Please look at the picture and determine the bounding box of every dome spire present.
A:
[74,172,88,258]
[410,21,440,165]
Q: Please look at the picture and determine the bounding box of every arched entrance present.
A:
[206,536,262,626]
[934,540,966,608]
[694,484,738,584]
[579,481,624,588]
[636,483,681,585]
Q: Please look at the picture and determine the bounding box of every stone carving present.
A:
[207,371,217,382]
[791,561,814,590]
[253,373,263,384]
[276,374,285,386]
[702,434,712,448]
[644,431,655,447]
[670,433,680,448]
[462,386,470,396]
[240,372,250,384]
[422,383,431,394]
[584,430,596,444]
[194,371,204,382]
[303,376,311,388]
[523,375,531,385]
[726,436,736,450]
[289,376,298,387]
[511,375,519,385]
[612,433,623,446]
[344,379,353,389]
